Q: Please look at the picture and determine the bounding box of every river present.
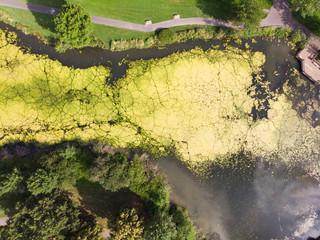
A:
[1,21,319,240]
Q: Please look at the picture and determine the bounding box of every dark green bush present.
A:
[157,29,175,43]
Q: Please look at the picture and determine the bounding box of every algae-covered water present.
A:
[0,21,319,240]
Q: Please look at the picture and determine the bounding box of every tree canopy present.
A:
[0,191,101,240]
[290,0,320,17]
[54,3,93,49]
[231,0,265,29]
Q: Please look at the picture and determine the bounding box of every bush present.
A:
[157,29,175,44]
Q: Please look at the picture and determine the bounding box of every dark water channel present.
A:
[1,21,320,240]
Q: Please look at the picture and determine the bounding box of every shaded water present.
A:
[1,21,319,240]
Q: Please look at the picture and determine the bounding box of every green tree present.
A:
[54,3,93,49]
[26,168,60,196]
[90,153,131,191]
[112,208,144,240]
[0,191,102,240]
[171,206,197,240]
[232,0,265,29]
[0,191,80,239]
[43,145,89,185]
[0,168,23,196]
[290,0,320,17]
[144,210,177,240]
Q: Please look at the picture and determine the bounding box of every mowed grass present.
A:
[0,0,273,44]
[0,6,154,43]
[14,0,206,24]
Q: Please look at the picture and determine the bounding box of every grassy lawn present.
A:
[0,0,273,46]
[15,0,273,23]
[15,0,207,24]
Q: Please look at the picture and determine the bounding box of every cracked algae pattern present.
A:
[0,29,319,179]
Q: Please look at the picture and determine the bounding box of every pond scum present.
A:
[0,29,319,180]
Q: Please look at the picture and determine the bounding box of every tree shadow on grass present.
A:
[76,184,147,225]
[196,0,234,20]
[26,0,66,36]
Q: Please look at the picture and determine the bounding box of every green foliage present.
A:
[0,168,23,197]
[0,191,80,239]
[316,53,320,61]
[54,3,93,49]
[112,208,144,240]
[144,209,177,240]
[171,206,197,240]
[131,175,169,214]
[43,145,90,185]
[232,0,265,29]
[26,169,60,196]
[90,153,131,191]
[288,29,309,48]
[290,0,320,17]
[157,29,175,44]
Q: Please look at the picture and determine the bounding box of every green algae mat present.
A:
[0,29,319,179]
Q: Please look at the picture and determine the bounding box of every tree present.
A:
[54,3,93,49]
[290,0,320,17]
[232,0,265,29]
[0,191,102,240]
[171,206,196,240]
[0,191,80,239]
[26,168,60,196]
[112,208,144,240]
[0,168,23,196]
[43,145,88,185]
[144,210,177,240]
[90,153,131,191]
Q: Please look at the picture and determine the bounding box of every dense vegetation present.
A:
[54,3,93,50]
[289,0,320,37]
[0,143,197,239]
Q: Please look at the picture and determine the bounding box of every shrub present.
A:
[157,29,175,44]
